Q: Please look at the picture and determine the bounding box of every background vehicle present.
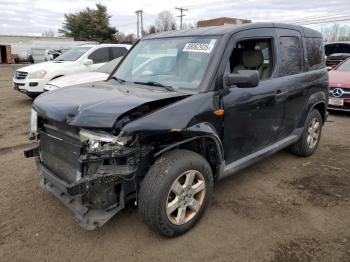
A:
[44,56,123,91]
[13,50,34,64]
[13,43,130,98]
[325,42,350,70]
[25,23,328,237]
[328,57,350,111]
[44,49,62,61]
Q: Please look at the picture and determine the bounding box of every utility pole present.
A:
[135,10,144,38]
[175,7,188,30]
[140,10,144,37]
[135,10,139,39]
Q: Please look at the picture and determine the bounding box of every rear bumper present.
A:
[35,159,127,230]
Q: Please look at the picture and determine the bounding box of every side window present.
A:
[279,36,303,76]
[88,47,110,64]
[306,37,325,70]
[111,47,127,59]
[227,38,275,81]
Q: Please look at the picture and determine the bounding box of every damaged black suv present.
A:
[25,23,328,237]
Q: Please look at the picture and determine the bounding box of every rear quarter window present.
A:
[305,37,325,70]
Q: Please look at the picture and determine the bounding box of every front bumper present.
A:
[328,100,350,112]
[13,77,48,93]
[25,141,137,230]
[36,160,127,230]
[36,161,125,230]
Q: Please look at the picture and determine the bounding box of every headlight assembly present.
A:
[28,70,47,79]
[79,129,132,152]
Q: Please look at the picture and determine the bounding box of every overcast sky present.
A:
[1,0,350,36]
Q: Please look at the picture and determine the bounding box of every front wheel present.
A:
[139,149,213,237]
[289,109,323,157]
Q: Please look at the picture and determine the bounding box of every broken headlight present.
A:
[79,129,132,152]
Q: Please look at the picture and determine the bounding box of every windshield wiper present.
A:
[134,81,175,91]
[111,76,126,84]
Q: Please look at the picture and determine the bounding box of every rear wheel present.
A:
[139,149,213,237]
[289,109,323,157]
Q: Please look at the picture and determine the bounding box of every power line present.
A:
[175,7,188,30]
[298,17,350,26]
[284,12,350,24]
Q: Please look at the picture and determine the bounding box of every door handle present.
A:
[275,89,288,97]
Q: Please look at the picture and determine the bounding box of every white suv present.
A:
[13,44,131,98]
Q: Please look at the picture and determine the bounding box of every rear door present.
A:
[275,28,306,137]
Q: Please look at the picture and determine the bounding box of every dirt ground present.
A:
[0,64,349,262]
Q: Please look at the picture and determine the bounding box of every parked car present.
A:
[44,49,62,61]
[325,42,350,70]
[13,50,34,64]
[13,44,130,98]
[328,57,350,111]
[25,23,328,237]
[326,53,350,70]
[44,57,123,91]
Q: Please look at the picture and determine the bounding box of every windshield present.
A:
[96,57,123,74]
[112,36,219,90]
[336,58,350,71]
[55,46,91,61]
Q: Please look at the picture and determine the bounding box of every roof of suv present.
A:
[143,22,322,40]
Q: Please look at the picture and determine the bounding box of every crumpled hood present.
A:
[33,81,188,128]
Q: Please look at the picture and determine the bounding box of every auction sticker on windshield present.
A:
[183,42,215,53]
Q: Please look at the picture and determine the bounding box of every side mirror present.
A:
[224,70,260,88]
[83,59,93,66]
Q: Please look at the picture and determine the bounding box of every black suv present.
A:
[25,23,328,237]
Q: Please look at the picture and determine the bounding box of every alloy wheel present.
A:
[307,118,320,149]
[166,170,206,225]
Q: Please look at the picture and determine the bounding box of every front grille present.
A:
[329,87,350,99]
[40,122,82,183]
[15,71,28,80]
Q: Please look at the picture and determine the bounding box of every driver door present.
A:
[220,28,286,164]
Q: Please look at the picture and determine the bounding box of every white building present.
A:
[0,35,96,63]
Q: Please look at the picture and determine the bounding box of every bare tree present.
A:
[42,29,55,37]
[182,22,196,30]
[155,10,177,32]
[113,32,136,44]
[146,25,157,35]
[321,23,350,42]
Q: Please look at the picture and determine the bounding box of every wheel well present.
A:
[161,137,223,180]
[313,102,326,124]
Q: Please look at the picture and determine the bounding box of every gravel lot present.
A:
[1,64,349,262]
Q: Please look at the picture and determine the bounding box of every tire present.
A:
[139,149,213,237]
[289,109,323,157]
